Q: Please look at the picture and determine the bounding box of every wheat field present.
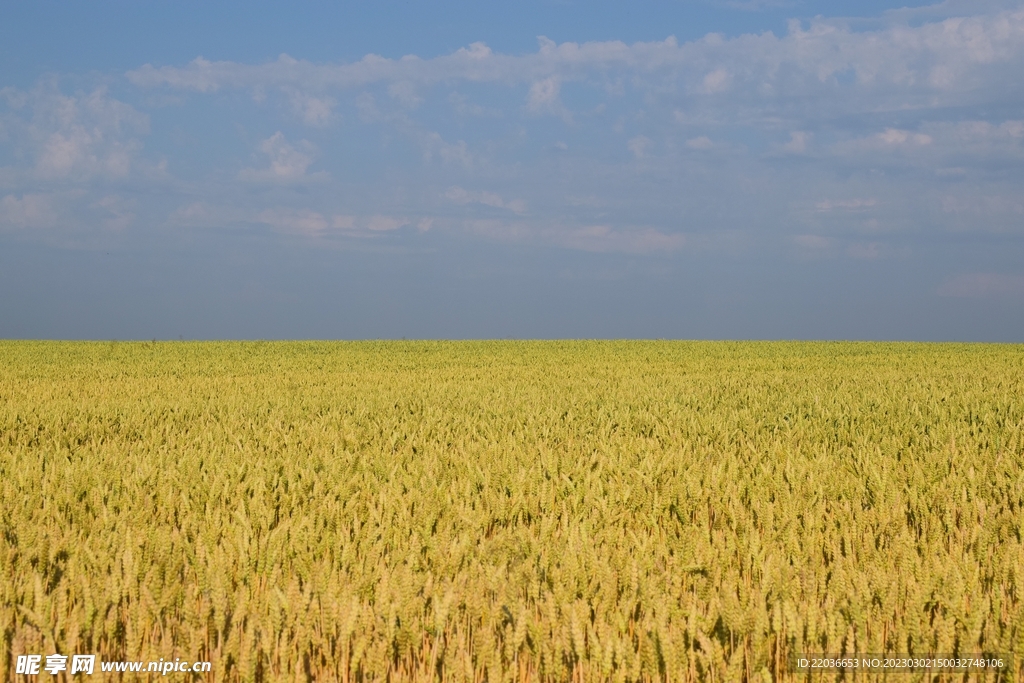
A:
[1,341,1022,681]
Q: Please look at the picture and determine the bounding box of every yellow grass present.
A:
[1,341,1022,681]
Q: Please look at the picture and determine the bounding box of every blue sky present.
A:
[2,0,1023,340]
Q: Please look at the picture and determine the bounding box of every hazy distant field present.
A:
[2,341,1022,682]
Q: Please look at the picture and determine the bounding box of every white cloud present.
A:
[830,127,935,159]
[446,186,526,214]
[926,119,1024,156]
[239,132,322,182]
[0,190,139,238]
[878,128,933,146]
[448,92,499,117]
[825,118,1024,171]
[781,131,811,154]
[939,192,1024,228]
[332,214,355,230]
[561,225,685,253]
[422,132,472,166]
[257,207,329,235]
[92,195,135,231]
[126,8,1024,125]
[525,76,572,122]
[8,3,1022,259]
[254,208,409,236]
[466,219,684,253]
[701,68,731,94]
[628,135,651,158]
[388,81,422,108]
[287,91,336,126]
[355,92,380,121]
[0,84,149,181]
[0,193,58,230]
[168,202,248,228]
[366,215,409,231]
[527,77,560,110]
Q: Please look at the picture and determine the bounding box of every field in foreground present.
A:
[1,341,1023,682]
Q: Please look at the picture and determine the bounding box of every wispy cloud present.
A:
[466,219,684,253]
[686,135,714,149]
[174,203,413,238]
[561,225,685,253]
[628,136,652,158]
[1,83,149,181]
[0,192,58,230]
[239,132,324,183]
[446,186,526,214]
[4,2,1024,261]
[525,76,571,122]
[286,90,336,126]
[126,8,1024,124]
[256,207,330,235]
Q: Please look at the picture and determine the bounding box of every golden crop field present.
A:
[1,341,1023,682]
